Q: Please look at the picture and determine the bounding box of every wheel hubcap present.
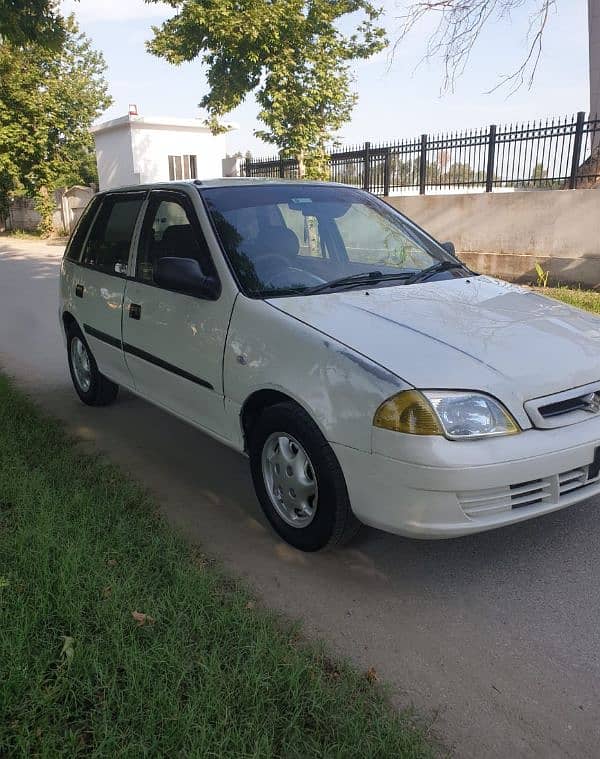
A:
[71,336,91,392]
[261,432,318,528]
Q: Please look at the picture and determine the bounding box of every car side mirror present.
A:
[441,241,456,257]
[155,257,219,299]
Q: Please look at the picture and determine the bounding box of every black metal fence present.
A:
[244,112,600,194]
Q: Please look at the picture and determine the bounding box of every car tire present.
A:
[249,402,361,551]
[66,324,119,406]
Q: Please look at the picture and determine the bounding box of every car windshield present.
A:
[201,184,463,297]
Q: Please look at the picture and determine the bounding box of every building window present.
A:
[168,154,197,181]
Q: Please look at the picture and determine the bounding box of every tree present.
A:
[442,161,485,184]
[395,0,556,94]
[147,0,387,178]
[0,16,111,233]
[521,161,561,188]
[0,0,66,50]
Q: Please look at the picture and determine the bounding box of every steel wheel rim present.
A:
[71,336,91,393]
[261,432,318,528]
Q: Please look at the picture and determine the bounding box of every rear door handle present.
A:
[129,303,141,320]
[75,284,84,298]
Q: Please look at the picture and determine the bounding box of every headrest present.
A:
[252,226,299,259]
[162,225,198,252]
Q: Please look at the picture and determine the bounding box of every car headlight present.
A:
[373,390,520,440]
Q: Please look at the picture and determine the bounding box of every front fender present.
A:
[224,296,408,452]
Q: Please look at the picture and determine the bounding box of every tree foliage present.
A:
[395,0,556,94]
[0,15,111,232]
[0,0,66,50]
[147,0,387,177]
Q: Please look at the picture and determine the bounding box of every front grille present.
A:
[525,381,600,429]
[539,395,599,419]
[458,465,600,519]
[509,478,553,508]
[539,393,600,419]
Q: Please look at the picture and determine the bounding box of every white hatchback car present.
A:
[59,179,600,550]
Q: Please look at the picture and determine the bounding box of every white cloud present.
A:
[61,0,171,23]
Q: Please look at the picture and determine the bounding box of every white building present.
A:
[91,113,229,190]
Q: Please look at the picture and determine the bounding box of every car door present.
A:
[122,189,235,435]
[73,191,146,388]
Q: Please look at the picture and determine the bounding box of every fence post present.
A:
[383,147,391,196]
[245,157,251,178]
[363,142,371,191]
[569,111,586,189]
[279,156,285,179]
[419,134,427,195]
[485,124,497,192]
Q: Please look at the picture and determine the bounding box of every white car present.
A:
[59,179,600,551]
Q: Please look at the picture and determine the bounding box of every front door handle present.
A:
[129,303,141,320]
[75,284,84,298]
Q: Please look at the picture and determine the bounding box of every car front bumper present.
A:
[332,417,600,538]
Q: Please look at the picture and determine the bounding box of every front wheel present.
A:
[249,402,360,551]
[67,326,118,406]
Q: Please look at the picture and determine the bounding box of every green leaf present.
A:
[0,15,112,225]
[146,0,386,177]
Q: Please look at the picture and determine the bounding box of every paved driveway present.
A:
[1,236,599,758]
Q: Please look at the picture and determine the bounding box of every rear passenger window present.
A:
[64,196,101,262]
[136,194,213,284]
[81,193,144,274]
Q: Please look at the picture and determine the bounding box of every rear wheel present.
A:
[67,325,118,406]
[249,402,360,551]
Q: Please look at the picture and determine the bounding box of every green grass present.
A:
[537,286,600,315]
[2,229,44,240]
[0,375,431,758]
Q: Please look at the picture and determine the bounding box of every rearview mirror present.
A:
[155,257,219,300]
[441,241,456,257]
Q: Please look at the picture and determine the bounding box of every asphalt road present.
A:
[2,236,599,758]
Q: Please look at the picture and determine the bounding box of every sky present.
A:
[61,0,590,157]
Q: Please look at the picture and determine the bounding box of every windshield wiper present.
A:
[294,261,468,296]
[403,260,467,285]
[302,270,413,295]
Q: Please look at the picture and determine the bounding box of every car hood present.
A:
[268,277,600,414]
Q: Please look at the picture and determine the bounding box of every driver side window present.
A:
[136,194,212,284]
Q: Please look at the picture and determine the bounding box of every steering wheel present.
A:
[254,254,291,281]
[267,267,326,288]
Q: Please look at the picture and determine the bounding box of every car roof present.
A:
[98,177,354,194]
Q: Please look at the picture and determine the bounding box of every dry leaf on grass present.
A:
[132,610,155,626]
[102,586,112,599]
[366,667,378,684]
[61,636,74,662]
[245,600,255,610]
[106,559,118,567]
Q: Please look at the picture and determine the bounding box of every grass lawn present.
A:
[533,286,600,315]
[0,375,431,758]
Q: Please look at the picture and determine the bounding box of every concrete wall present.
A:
[4,186,94,235]
[385,189,600,288]
[222,155,244,177]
